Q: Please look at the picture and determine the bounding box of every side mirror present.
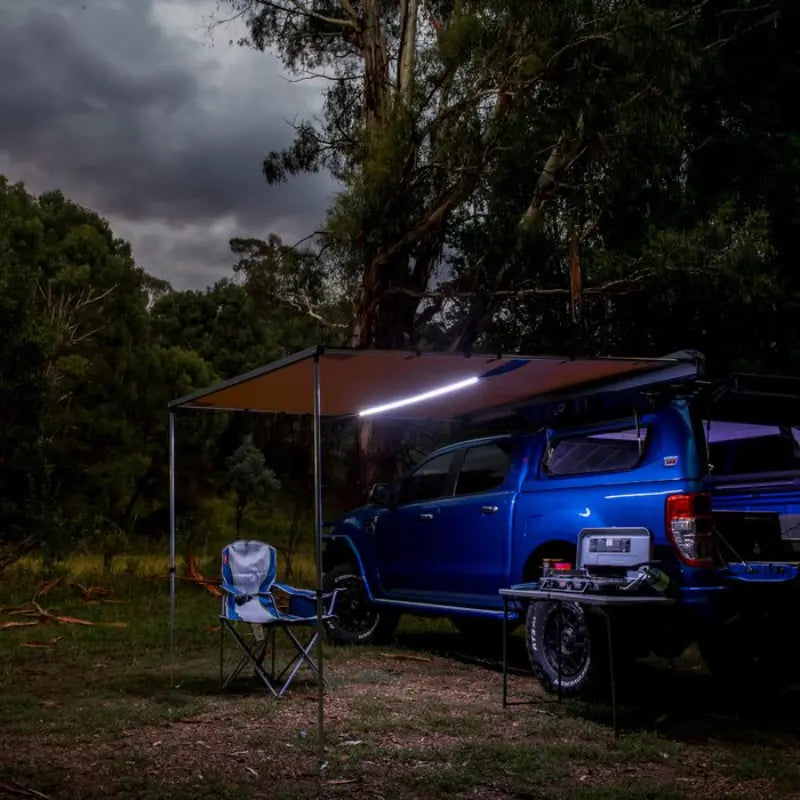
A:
[368,482,391,505]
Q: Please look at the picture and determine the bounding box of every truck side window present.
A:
[546,428,645,475]
[397,452,455,504]
[454,443,513,496]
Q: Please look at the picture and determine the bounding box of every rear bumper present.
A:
[678,562,800,623]
[720,561,800,586]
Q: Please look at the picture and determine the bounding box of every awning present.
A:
[169,346,702,420]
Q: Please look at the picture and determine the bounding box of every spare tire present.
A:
[526,600,608,698]
[322,563,398,645]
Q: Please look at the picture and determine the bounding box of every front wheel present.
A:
[526,600,608,698]
[323,563,398,645]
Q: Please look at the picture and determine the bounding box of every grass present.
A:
[2,555,800,799]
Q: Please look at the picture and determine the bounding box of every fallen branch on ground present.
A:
[377,652,433,663]
[184,555,222,597]
[70,583,114,602]
[0,779,51,799]
[0,600,127,631]
[33,579,61,600]
[21,637,64,649]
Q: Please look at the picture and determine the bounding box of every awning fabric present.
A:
[169,346,701,420]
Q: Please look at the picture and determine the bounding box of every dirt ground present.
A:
[3,579,800,800]
[3,642,800,800]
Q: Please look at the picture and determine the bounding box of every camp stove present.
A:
[538,565,632,594]
[536,527,670,595]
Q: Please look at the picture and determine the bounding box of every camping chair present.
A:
[219,539,338,697]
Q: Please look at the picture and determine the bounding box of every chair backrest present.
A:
[221,540,278,623]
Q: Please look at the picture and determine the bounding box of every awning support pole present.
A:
[312,354,325,771]
[169,411,176,688]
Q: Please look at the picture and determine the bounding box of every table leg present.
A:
[557,600,563,702]
[502,596,508,707]
[605,609,618,737]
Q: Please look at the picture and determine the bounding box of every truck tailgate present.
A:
[718,560,800,590]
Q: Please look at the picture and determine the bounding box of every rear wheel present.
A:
[323,563,398,645]
[526,600,609,697]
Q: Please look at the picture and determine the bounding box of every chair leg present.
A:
[220,617,335,698]
[219,619,224,690]
[219,619,279,697]
[271,625,276,681]
[272,626,330,698]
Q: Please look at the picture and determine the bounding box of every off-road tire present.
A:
[323,563,398,645]
[526,600,609,698]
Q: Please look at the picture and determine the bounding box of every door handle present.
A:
[480,505,499,514]
[419,513,434,521]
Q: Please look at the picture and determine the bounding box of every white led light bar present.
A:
[358,376,479,417]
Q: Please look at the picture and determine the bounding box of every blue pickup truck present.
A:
[322,380,800,696]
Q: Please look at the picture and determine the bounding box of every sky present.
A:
[0,0,334,290]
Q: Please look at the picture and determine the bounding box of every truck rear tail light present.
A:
[665,492,714,567]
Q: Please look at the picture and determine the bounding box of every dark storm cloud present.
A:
[0,0,333,288]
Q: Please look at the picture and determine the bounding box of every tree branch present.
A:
[254,0,358,29]
[338,0,358,23]
[385,269,662,300]
[284,290,349,328]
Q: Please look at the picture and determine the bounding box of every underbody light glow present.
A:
[358,376,479,417]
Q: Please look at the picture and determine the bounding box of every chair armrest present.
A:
[220,581,245,597]
[273,582,316,599]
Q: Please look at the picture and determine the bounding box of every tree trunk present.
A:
[569,234,583,324]
[350,267,421,498]
[397,0,419,94]
[518,113,585,234]
[119,475,146,531]
[362,0,389,125]
[347,0,430,499]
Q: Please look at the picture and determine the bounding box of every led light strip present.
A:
[358,376,479,417]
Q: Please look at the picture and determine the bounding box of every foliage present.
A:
[222,0,796,375]
[1,0,798,549]
[225,434,280,535]
[150,271,323,378]
[0,174,340,555]
[0,178,55,543]
[0,180,217,555]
